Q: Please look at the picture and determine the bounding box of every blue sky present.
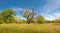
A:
[0,0,60,20]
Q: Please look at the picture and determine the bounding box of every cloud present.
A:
[39,0,60,20]
[53,13,60,17]
[41,0,60,13]
[41,12,60,20]
[12,7,27,12]
[45,15,56,20]
[40,13,56,20]
[12,7,23,11]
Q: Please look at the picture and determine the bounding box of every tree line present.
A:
[0,9,60,24]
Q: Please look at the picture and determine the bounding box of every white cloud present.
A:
[41,0,60,13]
[41,12,60,20]
[12,7,27,12]
[53,13,60,17]
[12,7,23,11]
[45,15,55,20]
[39,0,60,20]
[41,13,55,20]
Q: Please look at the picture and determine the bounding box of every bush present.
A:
[0,20,4,24]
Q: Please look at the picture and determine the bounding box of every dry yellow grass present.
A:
[0,23,60,33]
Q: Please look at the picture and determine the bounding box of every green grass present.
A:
[0,23,60,33]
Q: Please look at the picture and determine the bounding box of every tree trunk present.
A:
[27,18,30,24]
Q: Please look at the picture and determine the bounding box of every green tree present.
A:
[21,20,26,23]
[1,9,16,23]
[36,15,46,23]
[0,11,5,23]
[6,16,15,23]
[46,20,52,23]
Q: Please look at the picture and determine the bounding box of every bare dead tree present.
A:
[20,9,35,24]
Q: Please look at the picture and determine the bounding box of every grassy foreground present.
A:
[0,23,60,33]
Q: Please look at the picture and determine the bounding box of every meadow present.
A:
[0,23,60,33]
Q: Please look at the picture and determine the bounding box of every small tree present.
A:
[36,15,46,23]
[20,9,35,24]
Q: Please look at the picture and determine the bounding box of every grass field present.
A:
[0,23,60,33]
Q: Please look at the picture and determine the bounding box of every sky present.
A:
[0,0,60,20]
